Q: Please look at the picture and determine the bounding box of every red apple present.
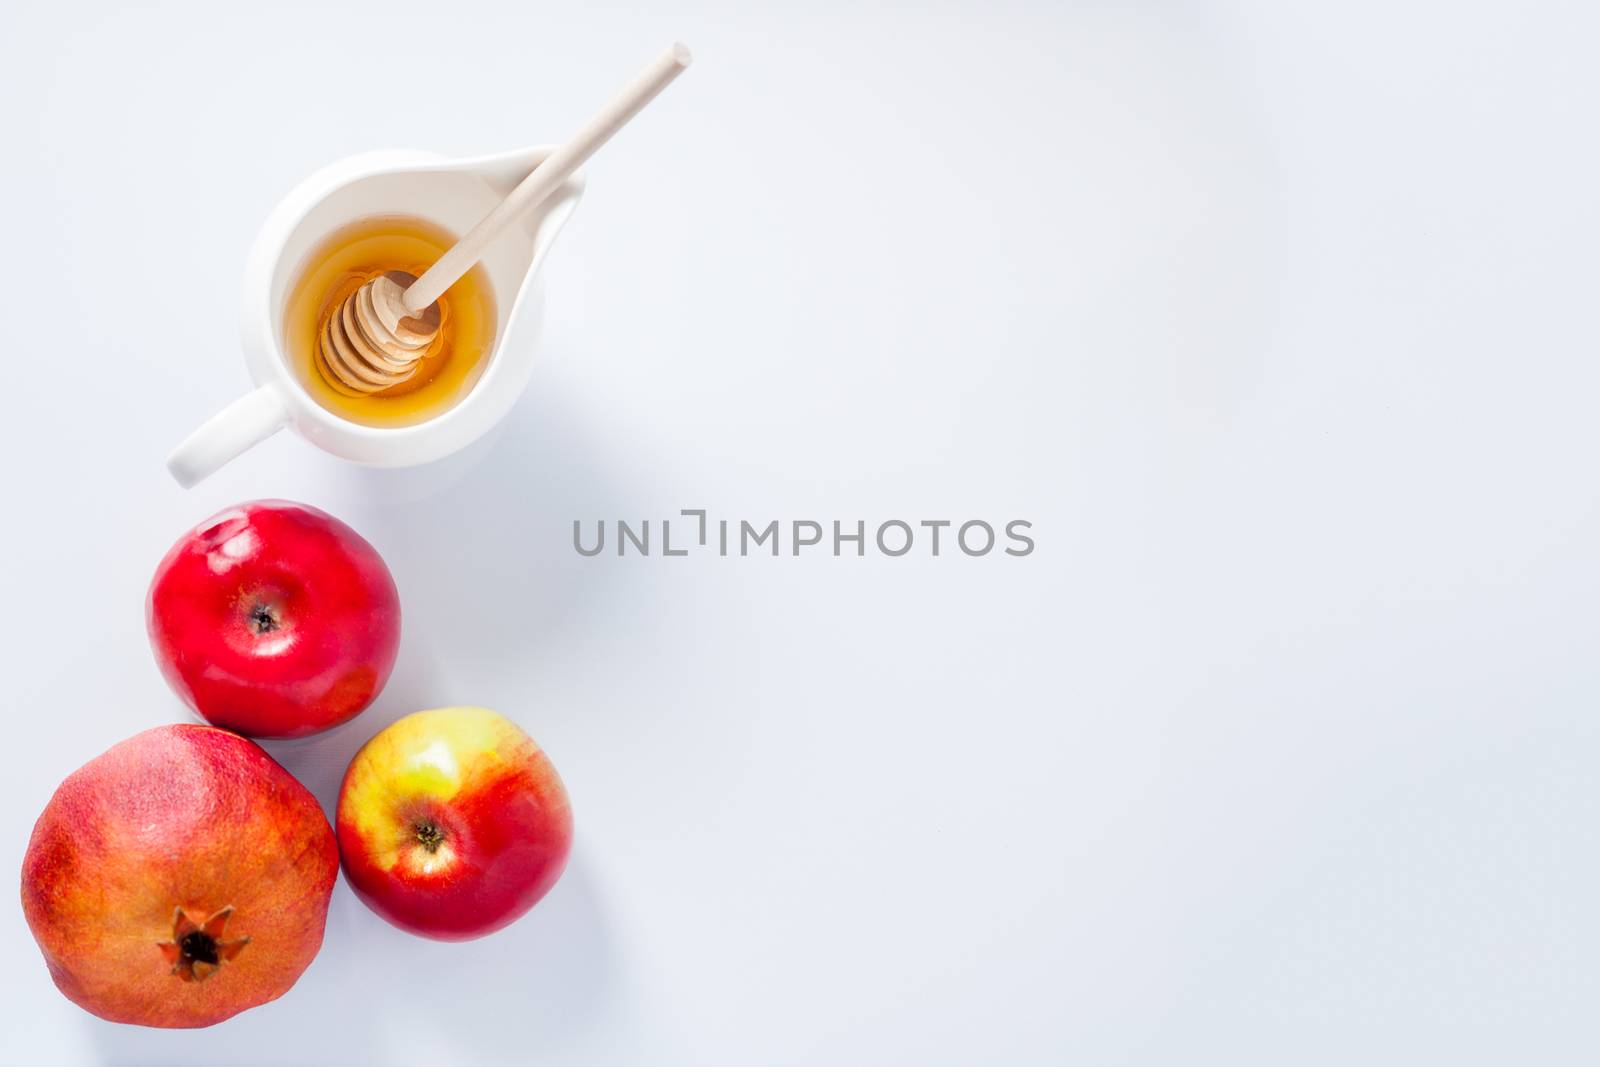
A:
[21,724,339,1028]
[337,706,573,940]
[147,500,401,739]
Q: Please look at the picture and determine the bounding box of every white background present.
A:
[2,1,1597,1063]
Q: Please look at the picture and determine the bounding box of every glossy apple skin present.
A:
[21,724,339,1028]
[147,500,401,739]
[337,707,573,941]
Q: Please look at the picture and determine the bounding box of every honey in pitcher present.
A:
[284,216,496,427]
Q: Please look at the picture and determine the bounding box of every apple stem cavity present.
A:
[247,603,281,635]
[414,820,446,853]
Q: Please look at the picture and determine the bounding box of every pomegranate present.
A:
[20,724,338,1027]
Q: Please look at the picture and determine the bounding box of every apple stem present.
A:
[248,604,280,634]
[414,820,446,853]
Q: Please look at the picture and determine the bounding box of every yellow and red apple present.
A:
[336,707,572,940]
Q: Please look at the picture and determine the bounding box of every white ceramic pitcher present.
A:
[167,146,584,487]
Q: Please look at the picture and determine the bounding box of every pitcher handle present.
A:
[166,385,290,488]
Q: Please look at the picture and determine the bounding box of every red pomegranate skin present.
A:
[146,500,401,738]
[21,724,339,1028]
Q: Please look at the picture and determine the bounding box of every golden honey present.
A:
[283,216,496,427]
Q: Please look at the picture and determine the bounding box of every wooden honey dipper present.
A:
[318,42,693,394]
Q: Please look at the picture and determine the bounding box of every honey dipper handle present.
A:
[403,42,693,312]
